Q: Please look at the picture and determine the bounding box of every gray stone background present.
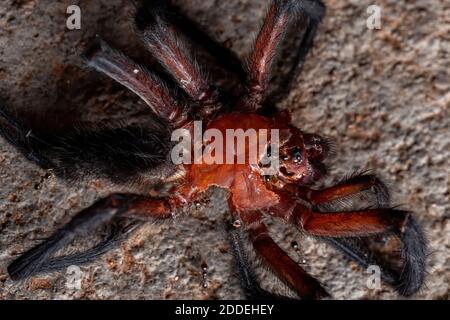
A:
[0,0,448,299]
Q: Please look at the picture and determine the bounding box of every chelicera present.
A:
[1,0,426,299]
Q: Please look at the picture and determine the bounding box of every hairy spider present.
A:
[0,0,426,299]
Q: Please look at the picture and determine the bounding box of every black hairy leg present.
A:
[237,0,326,112]
[83,39,188,127]
[0,104,174,183]
[226,221,295,300]
[229,169,425,299]
[235,210,329,300]
[166,2,247,81]
[137,0,246,102]
[10,219,142,278]
[229,216,426,299]
[321,214,427,296]
[296,172,427,297]
[8,193,179,280]
[135,0,222,119]
[0,106,53,169]
[136,0,325,112]
[263,0,326,108]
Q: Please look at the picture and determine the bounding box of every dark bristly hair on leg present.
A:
[313,170,426,296]
[135,0,224,120]
[396,213,427,296]
[0,102,173,183]
[21,219,142,277]
[8,219,142,280]
[42,121,173,182]
[226,221,294,300]
[0,105,53,169]
[82,38,188,126]
[7,194,147,280]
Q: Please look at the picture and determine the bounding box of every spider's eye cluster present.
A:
[280,146,303,163]
[291,147,302,163]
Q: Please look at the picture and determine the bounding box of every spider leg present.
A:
[236,0,325,112]
[291,174,401,288]
[280,174,426,296]
[297,172,390,207]
[226,220,294,300]
[0,106,52,169]
[83,39,187,127]
[135,0,221,120]
[166,1,249,103]
[0,104,173,182]
[7,193,181,280]
[27,218,142,275]
[292,207,427,296]
[322,237,401,291]
[167,3,247,81]
[263,0,325,108]
[238,210,329,300]
[298,208,410,237]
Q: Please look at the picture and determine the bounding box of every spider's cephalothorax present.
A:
[1,0,426,299]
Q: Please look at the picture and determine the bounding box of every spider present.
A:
[0,0,426,299]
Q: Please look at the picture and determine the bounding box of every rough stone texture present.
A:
[0,0,448,300]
